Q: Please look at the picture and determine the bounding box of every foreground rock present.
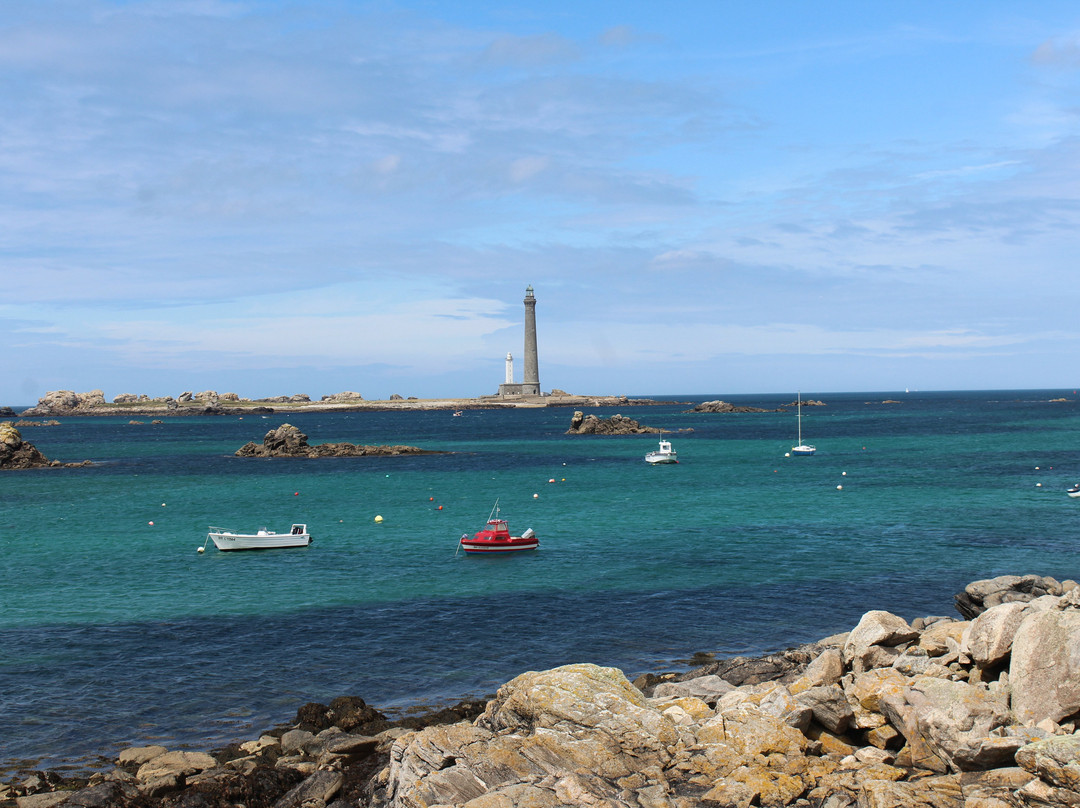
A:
[3,697,486,808]
[567,411,661,434]
[235,423,444,458]
[10,573,1080,808]
[0,422,90,469]
[954,573,1066,619]
[371,576,1080,808]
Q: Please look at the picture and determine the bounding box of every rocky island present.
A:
[6,573,1080,807]
[16,389,681,418]
[566,411,662,435]
[0,422,91,469]
[235,424,444,458]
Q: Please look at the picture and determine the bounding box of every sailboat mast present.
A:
[797,392,802,444]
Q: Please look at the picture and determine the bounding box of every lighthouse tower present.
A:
[496,286,542,398]
[521,286,540,396]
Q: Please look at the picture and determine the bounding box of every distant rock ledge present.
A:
[235,424,444,458]
[684,400,782,413]
[0,422,91,469]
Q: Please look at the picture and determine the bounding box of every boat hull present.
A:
[644,453,677,464]
[791,445,816,456]
[208,532,311,551]
[1068,490,1080,499]
[459,537,539,553]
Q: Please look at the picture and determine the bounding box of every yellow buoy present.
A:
[374,515,383,523]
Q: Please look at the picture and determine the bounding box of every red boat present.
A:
[459,502,538,554]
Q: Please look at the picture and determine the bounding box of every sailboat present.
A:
[791,392,816,456]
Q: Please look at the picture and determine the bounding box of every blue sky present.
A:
[4,0,1080,403]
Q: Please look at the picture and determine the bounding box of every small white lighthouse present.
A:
[505,353,514,384]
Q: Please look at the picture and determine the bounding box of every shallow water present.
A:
[2,389,1079,775]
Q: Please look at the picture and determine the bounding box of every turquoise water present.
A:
[2,390,1079,775]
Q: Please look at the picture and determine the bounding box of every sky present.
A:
[4,0,1080,404]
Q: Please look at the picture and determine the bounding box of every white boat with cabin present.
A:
[645,439,678,464]
[205,524,312,551]
[791,393,816,456]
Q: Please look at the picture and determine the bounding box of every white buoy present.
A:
[836,485,843,490]
[1036,483,1042,487]
[841,472,847,476]
[197,546,204,553]
[784,452,791,457]
[533,493,539,498]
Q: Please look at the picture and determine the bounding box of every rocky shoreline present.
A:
[6,573,1080,807]
[15,390,681,418]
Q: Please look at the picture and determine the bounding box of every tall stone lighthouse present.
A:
[496,286,542,398]
[521,285,540,396]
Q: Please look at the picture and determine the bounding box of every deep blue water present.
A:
[2,389,1079,776]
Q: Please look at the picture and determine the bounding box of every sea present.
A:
[2,389,1079,778]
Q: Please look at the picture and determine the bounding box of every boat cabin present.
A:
[475,519,511,540]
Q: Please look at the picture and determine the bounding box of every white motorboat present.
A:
[204,524,312,551]
[1068,484,1080,499]
[645,439,678,464]
[790,392,816,456]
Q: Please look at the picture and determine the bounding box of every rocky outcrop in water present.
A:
[567,411,661,434]
[235,423,442,458]
[20,389,106,416]
[684,400,781,413]
[0,422,90,469]
[8,574,1080,807]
